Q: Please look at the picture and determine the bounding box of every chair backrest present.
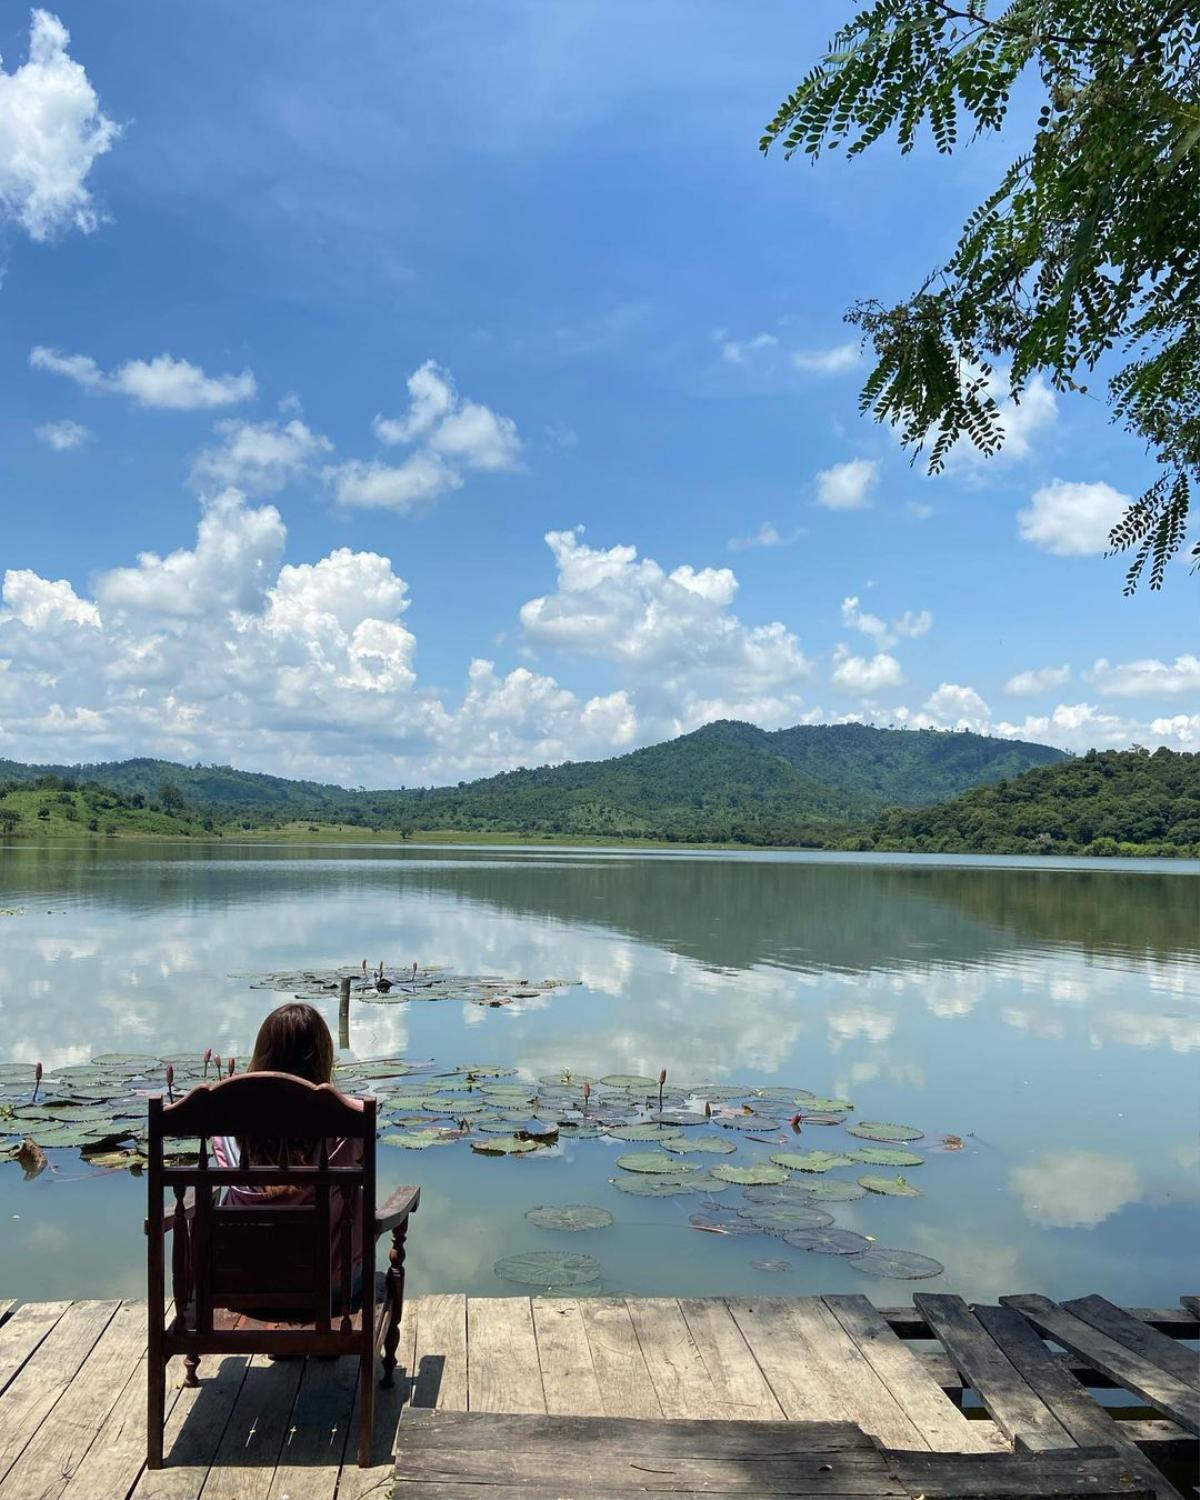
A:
[147,1072,376,1336]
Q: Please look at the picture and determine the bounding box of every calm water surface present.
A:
[1,841,1197,1305]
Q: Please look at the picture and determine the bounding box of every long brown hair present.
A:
[239,1002,335,1174]
[249,1002,334,1084]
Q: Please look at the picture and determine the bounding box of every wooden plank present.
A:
[530,1299,605,1416]
[576,1298,664,1419]
[0,1300,146,1500]
[1180,1296,1199,1323]
[58,1344,185,1500]
[915,1294,1073,1451]
[129,1352,251,1500]
[823,1295,988,1453]
[973,1304,1183,1500]
[193,1354,304,1500]
[0,1300,119,1486]
[0,1299,70,1397]
[792,1298,927,1450]
[466,1297,546,1414]
[725,1298,847,1422]
[679,1298,785,1420]
[335,1332,418,1498]
[879,1306,1198,1339]
[264,1350,359,1500]
[396,1444,903,1492]
[391,1489,905,1500]
[395,1409,873,1452]
[1001,1295,1200,1434]
[1062,1296,1200,1390]
[624,1298,729,1419]
[885,1446,1154,1498]
[410,1294,467,1411]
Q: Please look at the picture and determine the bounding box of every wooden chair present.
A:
[145,1071,420,1469]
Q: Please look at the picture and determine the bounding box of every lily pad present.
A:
[381,1130,458,1149]
[661,1135,736,1156]
[648,1111,708,1127]
[848,1121,924,1142]
[858,1175,922,1197]
[494,1251,601,1287]
[708,1162,789,1186]
[525,1204,614,1232]
[689,1210,757,1236]
[782,1178,867,1202]
[796,1097,854,1112]
[598,1075,657,1091]
[783,1227,871,1255]
[616,1152,697,1175]
[751,1087,815,1102]
[86,1149,146,1171]
[611,1174,705,1197]
[737,1203,834,1233]
[770,1150,854,1173]
[718,1115,779,1132]
[606,1123,683,1143]
[851,1147,924,1167]
[472,1135,541,1156]
[850,1247,944,1280]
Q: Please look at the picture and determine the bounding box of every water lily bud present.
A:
[658,1068,667,1085]
[228,1056,235,1076]
[166,1063,175,1101]
[790,1112,802,1132]
[214,1054,222,1075]
[35,1062,43,1083]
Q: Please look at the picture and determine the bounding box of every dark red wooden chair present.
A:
[145,1071,419,1469]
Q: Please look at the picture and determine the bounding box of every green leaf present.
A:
[770,1150,854,1173]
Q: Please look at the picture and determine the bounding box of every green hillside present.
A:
[868,747,1200,857]
[0,721,1068,847]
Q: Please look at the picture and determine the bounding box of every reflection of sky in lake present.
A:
[1,842,1197,1307]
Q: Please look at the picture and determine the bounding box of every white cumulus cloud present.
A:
[1018,479,1130,556]
[191,418,332,495]
[841,596,932,648]
[791,341,859,374]
[1086,655,1200,699]
[831,645,905,697]
[1004,664,1072,696]
[34,417,90,450]
[0,9,119,241]
[925,682,990,731]
[815,458,878,510]
[330,360,521,513]
[30,347,256,410]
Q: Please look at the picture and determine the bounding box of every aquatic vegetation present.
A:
[0,1045,952,1285]
[238,966,581,1009]
[494,1251,602,1287]
[525,1205,613,1232]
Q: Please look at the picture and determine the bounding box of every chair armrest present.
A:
[375,1184,420,1235]
[143,1186,197,1236]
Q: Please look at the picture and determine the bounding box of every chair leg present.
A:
[184,1353,200,1388]
[358,1353,375,1467]
[380,1219,409,1389]
[147,1355,165,1469]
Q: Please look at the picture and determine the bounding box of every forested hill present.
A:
[1,720,1064,846]
[868,748,1200,857]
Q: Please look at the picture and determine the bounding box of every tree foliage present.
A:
[763,1,1200,590]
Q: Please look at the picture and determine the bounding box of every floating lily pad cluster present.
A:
[234,966,581,1009]
[1,1052,949,1285]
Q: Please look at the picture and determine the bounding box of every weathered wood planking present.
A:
[466,1297,546,1414]
[0,1303,13,1329]
[624,1298,732,1419]
[1062,1296,1200,1390]
[883,1446,1155,1499]
[194,1353,304,1500]
[677,1298,785,1421]
[726,1298,841,1421]
[914,1294,1074,1451]
[263,1349,360,1500]
[0,1298,70,1397]
[1001,1295,1200,1434]
[972,1305,1184,1500]
[878,1306,1198,1339]
[530,1299,605,1416]
[575,1297,665,1418]
[129,1351,251,1500]
[0,1300,146,1500]
[823,1294,989,1453]
[0,1299,119,1488]
[410,1293,468,1411]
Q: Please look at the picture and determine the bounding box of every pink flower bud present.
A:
[790,1112,802,1132]
[228,1056,235,1076]
[658,1068,667,1085]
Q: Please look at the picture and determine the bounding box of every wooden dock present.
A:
[0,1294,1194,1499]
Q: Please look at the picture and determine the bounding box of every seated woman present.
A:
[211,1001,364,1309]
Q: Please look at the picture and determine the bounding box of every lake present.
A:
[1,841,1197,1307]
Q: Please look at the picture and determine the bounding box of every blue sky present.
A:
[1,2,1196,785]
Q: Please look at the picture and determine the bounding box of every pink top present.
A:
[211,1131,365,1287]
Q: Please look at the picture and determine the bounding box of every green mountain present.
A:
[0,720,1066,846]
[868,747,1200,857]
